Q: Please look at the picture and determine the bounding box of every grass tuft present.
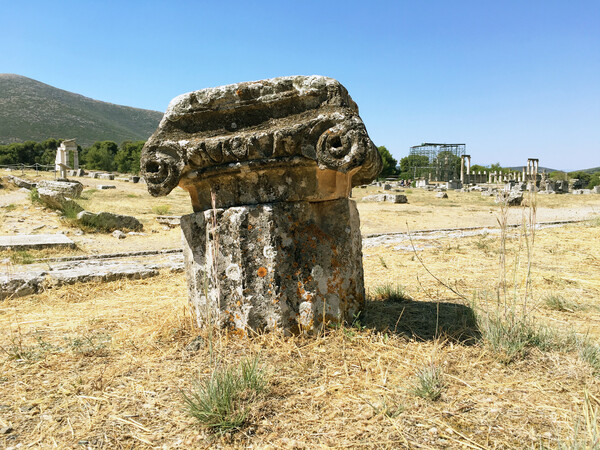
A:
[8,249,35,265]
[409,363,446,401]
[152,204,171,215]
[371,283,412,302]
[183,357,266,433]
[28,187,41,204]
[544,294,579,312]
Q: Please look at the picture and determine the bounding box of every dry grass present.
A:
[2,173,600,447]
[2,219,600,447]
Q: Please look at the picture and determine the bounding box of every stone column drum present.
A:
[141,76,382,334]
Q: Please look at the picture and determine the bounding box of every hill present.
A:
[506,165,559,173]
[571,166,600,174]
[0,74,163,147]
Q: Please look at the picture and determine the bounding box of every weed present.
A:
[544,294,579,312]
[409,363,445,401]
[476,310,577,362]
[378,256,388,269]
[65,333,112,357]
[578,340,600,375]
[28,187,41,204]
[9,250,35,265]
[1,335,59,362]
[365,397,405,418]
[3,203,17,211]
[405,189,413,194]
[558,391,600,449]
[152,204,171,215]
[474,234,493,253]
[62,201,83,220]
[371,283,412,302]
[183,357,267,432]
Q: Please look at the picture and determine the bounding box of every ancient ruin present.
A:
[55,139,79,178]
[141,76,382,333]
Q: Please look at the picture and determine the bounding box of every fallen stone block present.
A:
[7,175,34,189]
[496,191,523,206]
[77,210,143,231]
[0,234,75,250]
[98,173,115,180]
[156,215,181,228]
[97,185,116,190]
[37,180,83,198]
[436,192,448,198]
[363,194,407,203]
[47,264,159,287]
[37,188,84,213]
[0,272,45,300]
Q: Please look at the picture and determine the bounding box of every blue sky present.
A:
[2,0,599,171]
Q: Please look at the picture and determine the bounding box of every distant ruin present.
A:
[54,139,78,178]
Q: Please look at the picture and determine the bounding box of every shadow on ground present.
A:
[363,297,480,344]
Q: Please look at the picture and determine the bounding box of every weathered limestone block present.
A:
[77,210,143,231]
[495,191,523,206]
[142,76,381,333]
[7,175,35,190]
[141,76,381,210]
[181,198,364,333]
[362,194,407,204]
[37,180,83,198]
[37,188,84,213]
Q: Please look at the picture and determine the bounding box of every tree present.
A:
[568,171,592,186]
[399,154,429,179]
[81,141,118,171]
[549,171,568,181]
[588,172,600,189]
[115,140,145,174]
[433,151,461,180]
[377,146,398,178]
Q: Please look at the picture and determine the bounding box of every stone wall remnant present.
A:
[141,76,382,334]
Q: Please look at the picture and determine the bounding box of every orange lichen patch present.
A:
[257,267,268,277]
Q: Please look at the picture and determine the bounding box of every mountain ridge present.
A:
[0,74,163,147]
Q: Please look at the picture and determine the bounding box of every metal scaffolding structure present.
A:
[409,143,466,182]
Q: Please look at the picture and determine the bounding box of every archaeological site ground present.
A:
[1,167,600,448]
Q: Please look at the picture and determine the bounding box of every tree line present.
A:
[0,139,145,174]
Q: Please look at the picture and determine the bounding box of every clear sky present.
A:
[2,0,599,171]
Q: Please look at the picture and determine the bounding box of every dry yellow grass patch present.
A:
[2,217,600,448]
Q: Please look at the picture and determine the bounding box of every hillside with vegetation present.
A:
[0,74,163,147]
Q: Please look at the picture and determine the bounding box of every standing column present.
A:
[460,155,465,183]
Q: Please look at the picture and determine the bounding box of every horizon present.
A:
[2,0,599,172]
